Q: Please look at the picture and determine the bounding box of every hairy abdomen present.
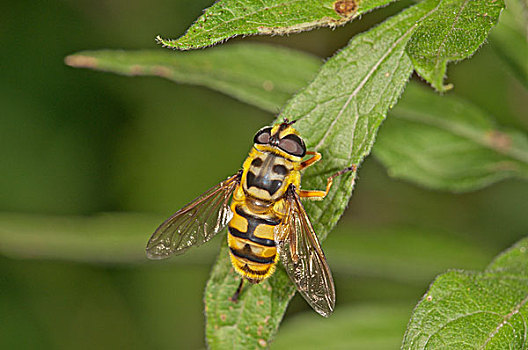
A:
[227,201,280,283]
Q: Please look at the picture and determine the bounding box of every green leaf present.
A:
[402,236,528,349]
[490,0,528,88]
[65,44,320,113]
[0,212,217,264]
[205,0,441,347]
[157,0,396,50]
[66,44,528,193]
[273,304,411,349]
[406,0,505,91]
[374,82,528,192]
[205,242,294,349]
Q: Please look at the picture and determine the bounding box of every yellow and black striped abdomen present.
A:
[227,201,280,283]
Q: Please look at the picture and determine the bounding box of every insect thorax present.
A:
[241,148,300,202]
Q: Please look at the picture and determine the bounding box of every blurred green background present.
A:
[1,0,527,349]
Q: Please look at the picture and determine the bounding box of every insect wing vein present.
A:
[276,186,336,317]
[146,172,241,259]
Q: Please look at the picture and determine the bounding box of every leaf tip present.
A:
[435,82,454,92]
[155,35,185,50]
[485,130,512,153]
[155,35,169,47]
[64,54,98,69]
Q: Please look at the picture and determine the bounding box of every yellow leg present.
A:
[300,151,322,170]
[299,165,357,200]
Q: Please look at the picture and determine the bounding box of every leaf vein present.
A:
[424,310,505,347]
[434,0,470,71]
[481,293,528,349]
[313,24,419,151]
[394,108,528,165]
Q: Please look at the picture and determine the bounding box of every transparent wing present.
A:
[275,186,336,317]
[146,172,241,259]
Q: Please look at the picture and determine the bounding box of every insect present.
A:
[146,119,355,317]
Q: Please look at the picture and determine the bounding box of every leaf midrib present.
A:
[393,107,528,165]
[433,0,470,69]
[311,8,437,151]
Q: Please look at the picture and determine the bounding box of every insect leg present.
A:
[230,278,245,302]
[299,165,356,200]
[300,151,322,170]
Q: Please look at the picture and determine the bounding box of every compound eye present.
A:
[279,134,306,157]
[254,127,272,144]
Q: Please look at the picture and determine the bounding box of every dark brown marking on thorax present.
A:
[245,153,292,197]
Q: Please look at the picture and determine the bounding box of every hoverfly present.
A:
[146,119,355,317]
